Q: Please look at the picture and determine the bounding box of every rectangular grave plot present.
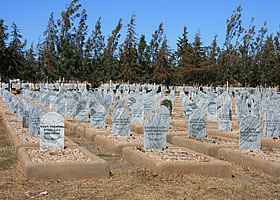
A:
[17,146,110,181]
[122,147,232,178]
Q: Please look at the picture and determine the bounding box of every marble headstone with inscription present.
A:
[237,103,249,124]
[131,101,144,124]
[251,102,261,121]
[143,97,154,116]
[189,110,206,138]
[29,107,47,135]
[144,113,166,150]
[239,116,261,150]
[112,107,130,136]
[263,111,279,138]
[156,106,171,129]
[184,103,198,124]
[114,95,125,110]
[22,102,35,128]
[90,103,106,128]
[207,101,217,120]
[40,112,64,150]
[65,97,78,118]
[74,98,89,121]
[218,105,232,132]
[56,95,66,115]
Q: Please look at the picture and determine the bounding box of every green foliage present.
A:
[0,3,279,87]
[161,99,172,116]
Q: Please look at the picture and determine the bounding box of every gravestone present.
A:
[49,96,58,111]
[90,103,106,128]
[251,102,261,121]
[189,110,206,138]
[143,97,154,116]
[40,112,64,150]
[22,103,34,128]
[218,105,232,132]
[112,107,130,136]
[156,106,171,129]
[65,97,78,118]
[263,111,279,138]
[29,107,46,135]
[207,101,217,120]
[239,116,261,150]
[56,95,66,114]
[183,103,198,123]
[74,99,89,121]
[16,100,24,121]
[144,113,166,150]
[114,95,125,110]
[131,101,144,124]
[237,103,249,124]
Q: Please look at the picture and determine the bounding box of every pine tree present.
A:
[86,17,105,88]
[0,19,9,81]
[41,12,58,81]
[7,22,26,80]
[120,14,139,82]
[136,34,150,83]
[103,18,122,81]
[56,0,82,81]
[219,5,244,85]
[23,43,38,82]
[149,23,172,85]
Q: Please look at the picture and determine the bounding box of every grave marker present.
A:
[239,116,261,150]
[189,110,206,138]
[40,112,64,150]
[144,113,166,150]
[112,107,130,136]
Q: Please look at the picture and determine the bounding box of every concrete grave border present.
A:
[218,148,280,177]
[94,135,143,156]
[207,129,239,140]
[172,136,238,158]
[122,146,232,178]
[18,146,110,181]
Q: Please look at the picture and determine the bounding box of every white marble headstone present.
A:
[112,107,130,136]
[90,103,106,128]
[263,111,279,138]
[40,112,64,150]
[189,110,206,138]
[239,116,261,150]
[144,113,166,150]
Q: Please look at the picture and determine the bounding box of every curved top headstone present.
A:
[239,116,261,150]
[40,112,64,150]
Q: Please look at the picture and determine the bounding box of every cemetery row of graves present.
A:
[0,82,280,181]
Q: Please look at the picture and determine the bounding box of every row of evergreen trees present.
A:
[0,1,279,88]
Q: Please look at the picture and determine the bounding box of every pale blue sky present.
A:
[1,0,279,50]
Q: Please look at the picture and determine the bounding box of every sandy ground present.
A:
[1,115,280,200]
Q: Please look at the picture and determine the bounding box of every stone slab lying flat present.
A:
[18,146,110,181]
[122,147,232,178]
[218,148,280,177]
[94,135,143,156]
[172,136,238,158]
